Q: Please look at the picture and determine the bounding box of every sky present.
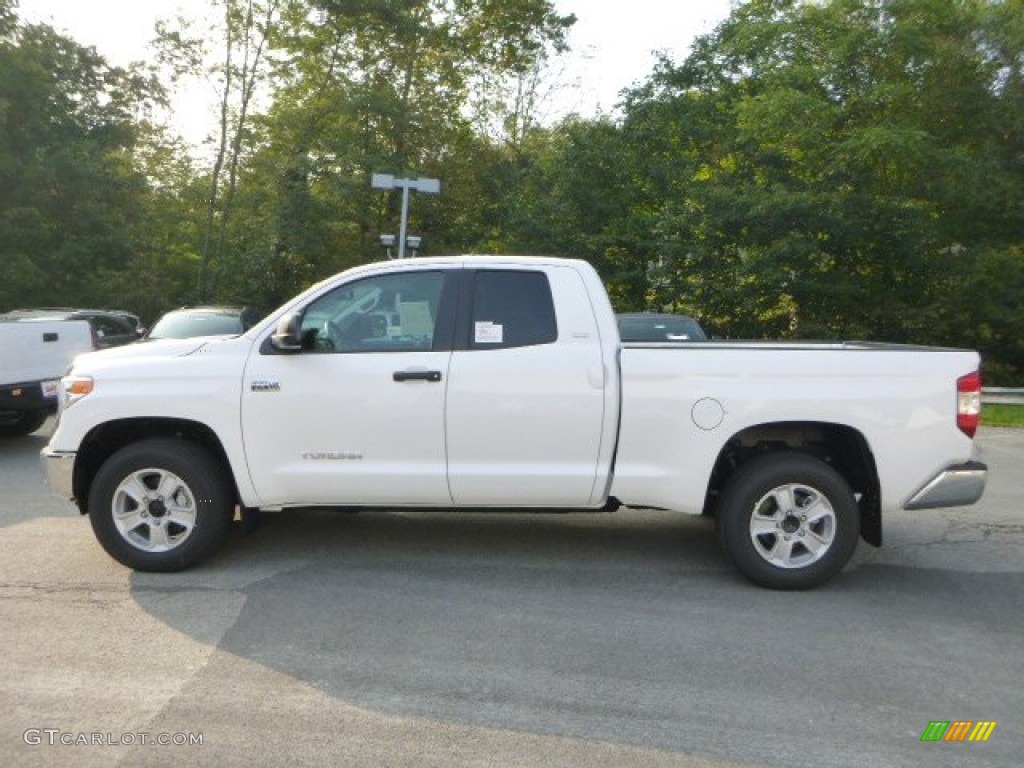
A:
[19,0,734,148]
[554,1,732,114]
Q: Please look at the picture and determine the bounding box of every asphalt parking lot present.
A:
[1,423,1021,768]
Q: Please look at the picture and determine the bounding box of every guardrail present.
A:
[982,387,1024,405]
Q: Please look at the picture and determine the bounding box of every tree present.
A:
[612,0,1023,381]
[0,11,167,313]
[155,0,286,301]
[204,0,574,304]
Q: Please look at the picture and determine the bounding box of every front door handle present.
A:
[393,370,443,383]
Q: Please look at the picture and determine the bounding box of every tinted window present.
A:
[617,314,707,342]
[90,317,127,338]
[470,271,557,350]
[300,271,444,353]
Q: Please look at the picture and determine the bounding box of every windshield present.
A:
[148,312,243,339]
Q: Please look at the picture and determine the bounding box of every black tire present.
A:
[88,438,234,572]
[0,408,48,438]
[716,452,860,590]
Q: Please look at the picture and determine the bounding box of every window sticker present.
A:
[474,321,503,344]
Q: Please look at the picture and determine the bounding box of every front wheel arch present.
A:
[74,417,236,516]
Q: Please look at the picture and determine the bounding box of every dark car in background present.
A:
[616,312,707,343]
[146,306,264,340]
[2,308,144,349]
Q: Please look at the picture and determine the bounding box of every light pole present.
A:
[371,173,440,259]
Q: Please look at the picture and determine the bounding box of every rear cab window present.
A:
[468,270,558,350]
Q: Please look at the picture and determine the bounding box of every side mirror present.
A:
[271,313,303,352]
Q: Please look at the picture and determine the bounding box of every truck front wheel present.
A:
[717,453,860,590]
[88,438,234,571]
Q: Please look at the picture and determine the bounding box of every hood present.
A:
[70,337,230,370]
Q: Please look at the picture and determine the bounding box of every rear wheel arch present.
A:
[704,421,881,546]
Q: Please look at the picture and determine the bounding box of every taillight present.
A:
[957,371,981,438]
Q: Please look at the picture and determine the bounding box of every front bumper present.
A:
[1,380,59,417]
[903,461,987,510]
[40,448,76,501]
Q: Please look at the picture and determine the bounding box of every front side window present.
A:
[470,270,558,350]
[300,271,444,353]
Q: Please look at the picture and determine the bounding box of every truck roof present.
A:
[351,254,593,270]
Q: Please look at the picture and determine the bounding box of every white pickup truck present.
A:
[42,256,987,588]
[1,315,93,437]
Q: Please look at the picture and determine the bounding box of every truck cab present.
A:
[245,259,619,508]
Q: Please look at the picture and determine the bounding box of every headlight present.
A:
[62,375,94,408]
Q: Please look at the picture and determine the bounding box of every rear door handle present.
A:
[393,370,442,383]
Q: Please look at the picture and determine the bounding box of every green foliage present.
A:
[0,15,171,317]
[144,0,570,305]
[983,404,1024,428]
[604,0,1024,382]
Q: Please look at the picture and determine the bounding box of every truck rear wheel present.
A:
[0,408,48,438]
[717,452,860,590]
[88,438,234,572]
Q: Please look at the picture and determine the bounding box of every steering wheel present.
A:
[315,320,337,351]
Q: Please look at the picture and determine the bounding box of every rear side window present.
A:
[471,270,557,350]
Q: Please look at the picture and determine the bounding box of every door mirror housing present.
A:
[271,313,303,352]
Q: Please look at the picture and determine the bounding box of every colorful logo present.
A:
[920,721,997,742]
